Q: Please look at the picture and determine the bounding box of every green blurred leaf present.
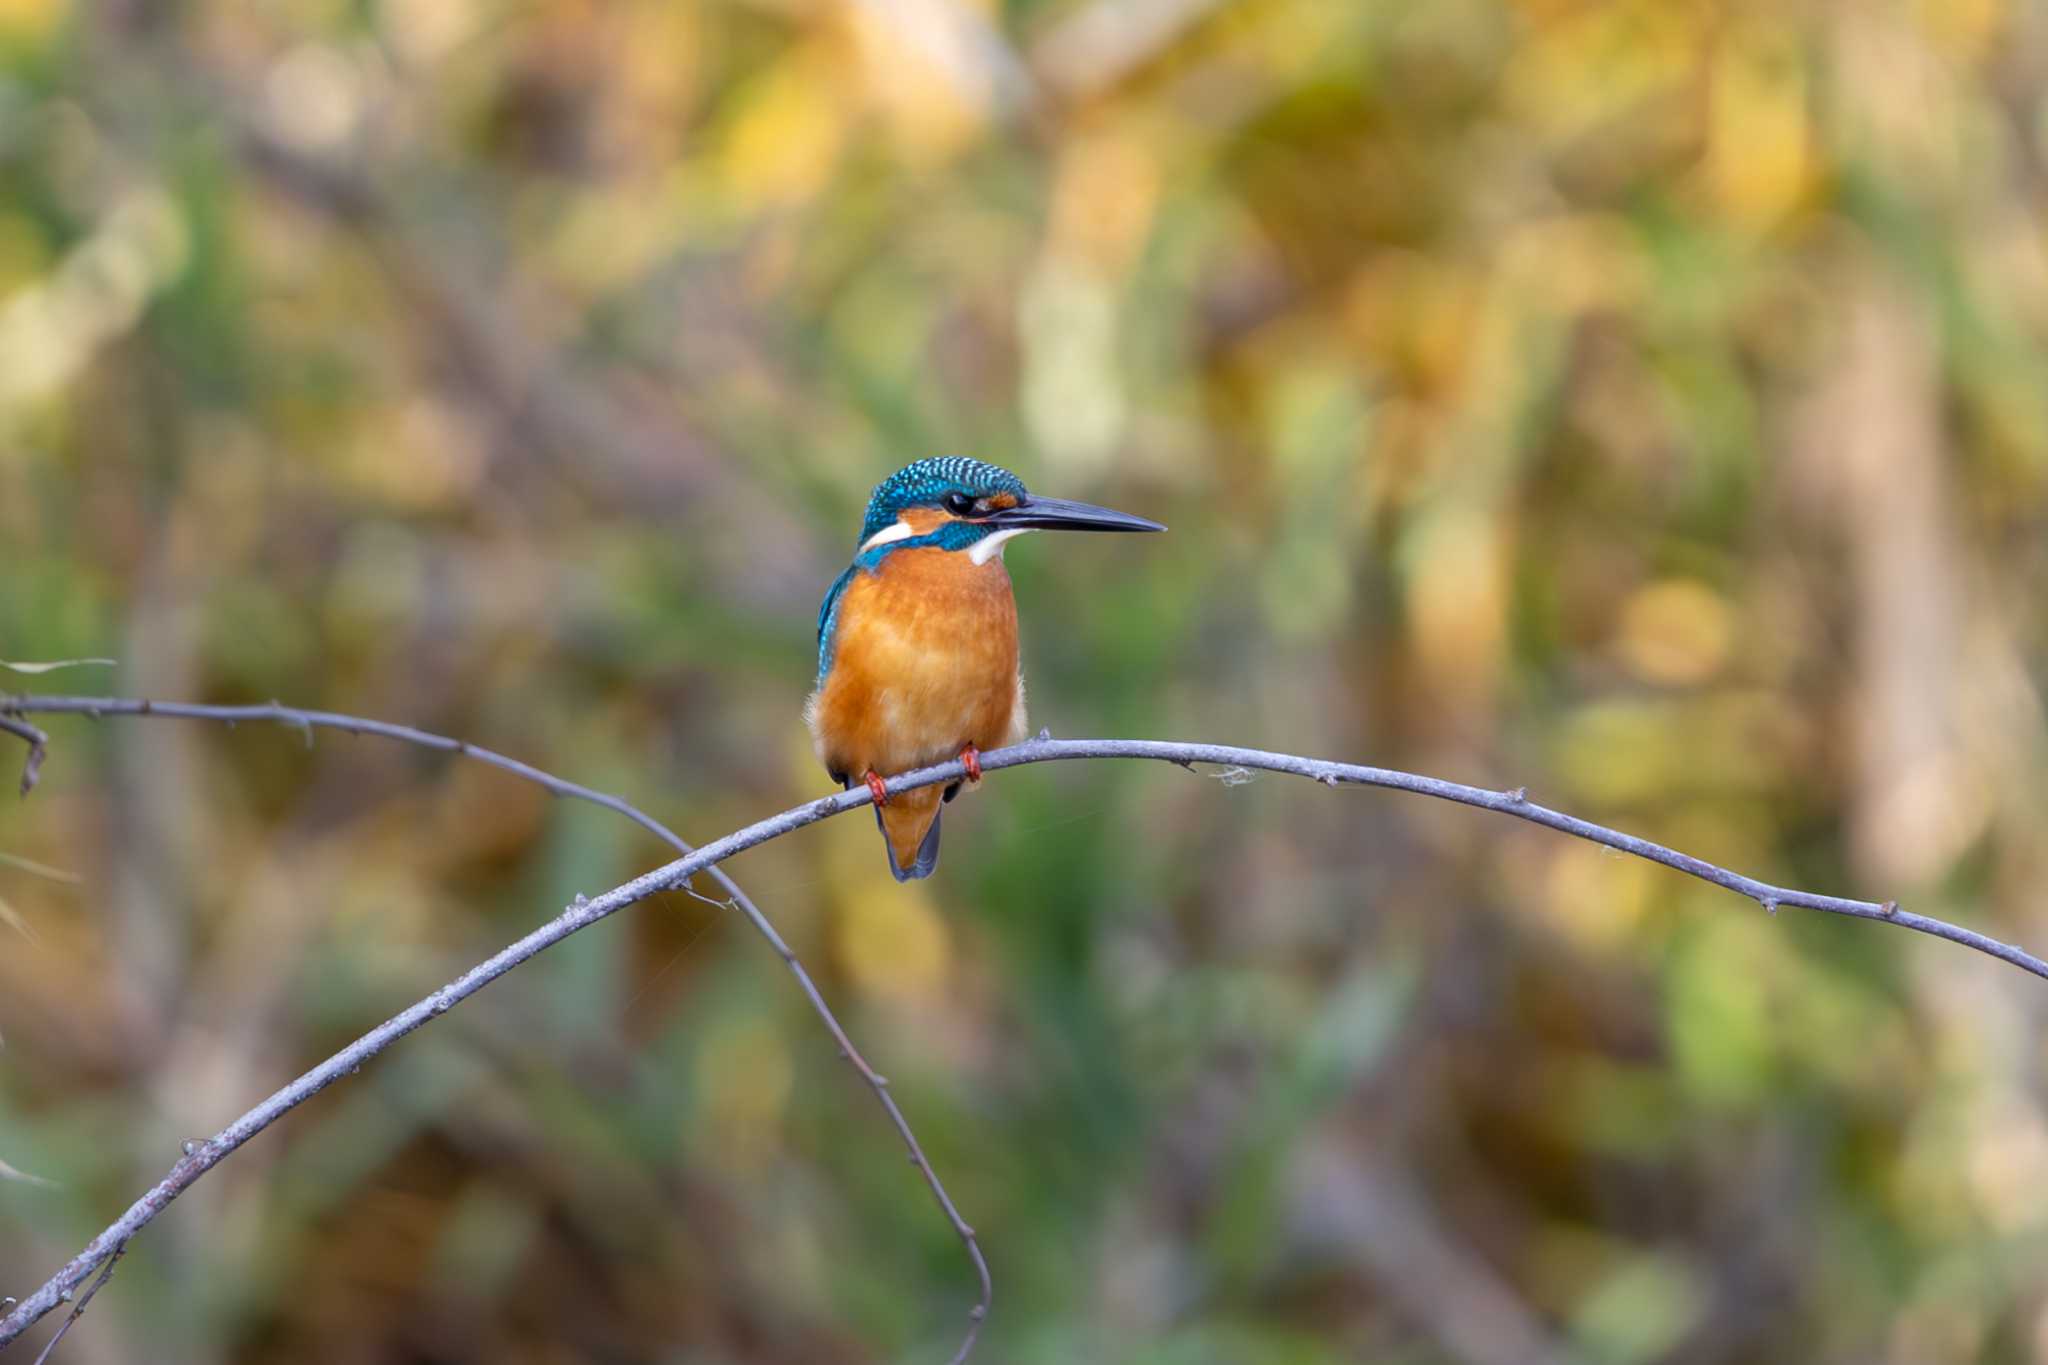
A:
[1570,1252,1707,1365]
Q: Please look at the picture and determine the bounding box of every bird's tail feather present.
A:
[876,788,943,881]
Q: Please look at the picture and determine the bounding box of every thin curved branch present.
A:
[5,713,2046,1355]
[0,695,989,1360]
[999,740,2044,979]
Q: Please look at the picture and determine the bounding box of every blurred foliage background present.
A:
[6,0,2048,1361]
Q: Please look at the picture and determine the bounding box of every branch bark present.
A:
[4,698,2046,1358]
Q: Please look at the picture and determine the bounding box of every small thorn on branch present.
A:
[274,705,314,748]
[1882,900,1900,917]
[1760,896,1779,917]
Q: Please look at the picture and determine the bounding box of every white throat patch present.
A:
[859,519,918,554]
[860,517,1033,565]
[968,527,1033,565]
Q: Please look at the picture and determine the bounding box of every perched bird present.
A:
[807,457,1165,880]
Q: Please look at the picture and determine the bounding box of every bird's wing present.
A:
[815,562,858,685]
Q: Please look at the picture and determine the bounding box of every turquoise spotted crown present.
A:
[859,458,1028,544]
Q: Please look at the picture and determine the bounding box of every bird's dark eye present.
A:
[943,491,976,517]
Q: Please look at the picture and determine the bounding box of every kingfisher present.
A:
[807,457,1165,880]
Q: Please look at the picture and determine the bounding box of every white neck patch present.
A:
[968,527,1033,565]
[859,519,918,554]
[861,517,1033,565]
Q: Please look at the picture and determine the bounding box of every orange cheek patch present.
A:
[980,492,1019,514]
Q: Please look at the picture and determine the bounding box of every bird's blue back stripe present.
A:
[816,563,857,685]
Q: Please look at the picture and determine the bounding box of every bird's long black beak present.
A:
[983,494,1166,534]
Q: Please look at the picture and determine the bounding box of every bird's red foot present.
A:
[864,770,890,806]
[958,744,982,783]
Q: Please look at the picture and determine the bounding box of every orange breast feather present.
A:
[807,546,1028,785]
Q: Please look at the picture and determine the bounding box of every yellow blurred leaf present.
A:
[720,44,848,208]
[0,0,60,42]
[834,872,952,1006]
[1915,0,2000,61]
[1503,0,1702,143]
[1538,839,1657,953]
[1613,579,1733,686]
[1401,507,1507,705]
[1702,24,1811,231]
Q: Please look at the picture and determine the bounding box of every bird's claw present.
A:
[958,744,982,783]
[864,770,890,807]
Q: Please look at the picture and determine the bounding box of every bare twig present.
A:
[0,695,989,1363]
[5,706,2047,1356]
[26,1246,120,1365]
[0,714,46,797]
